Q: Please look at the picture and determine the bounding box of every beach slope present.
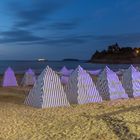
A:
[0,87,139,140]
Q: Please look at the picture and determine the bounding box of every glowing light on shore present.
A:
[136,49,139,54]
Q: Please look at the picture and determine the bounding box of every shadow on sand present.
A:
[80,105,140,140]
[0,87,30,105]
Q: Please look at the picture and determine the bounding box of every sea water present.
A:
[0,60,139,74]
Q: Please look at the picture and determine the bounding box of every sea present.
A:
[0,60,139,74]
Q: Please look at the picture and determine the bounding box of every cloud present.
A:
[50,19,80,30]
[1,26,140,48]
[0,27,91,45]
[19,34,93,46]
[0,29,44,43]
[11,0,69,28]
[93,33,140,43]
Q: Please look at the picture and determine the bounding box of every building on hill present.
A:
[89,43,140,64]
[108,43,120,53]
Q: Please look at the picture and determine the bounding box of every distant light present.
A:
[38,59,46,62]
[136,49,139,54]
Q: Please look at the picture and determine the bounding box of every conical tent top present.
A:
[60,66,68,73]
[5,67,15,75]
[3,67,18,87]
[26,68,34,74]
[103,66,114,74]
[128,65,137,72]
[76,65,84,72]
[43,65,51,72]
[6,67,12,71]
[105,66,110,71]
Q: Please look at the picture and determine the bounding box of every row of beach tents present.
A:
[2,67,36,87]
[24,65,140,108]
[1,66,102,87]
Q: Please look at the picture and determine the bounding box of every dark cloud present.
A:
[19,34,93,46]
[0,27,91,45]
[0,29,44,43]
[1,26,140,48]
[93,33,140,43]
[50,19,80,30]
[12,0,69,28]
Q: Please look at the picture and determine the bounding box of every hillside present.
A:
[89,43,140,64]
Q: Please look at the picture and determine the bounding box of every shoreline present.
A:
[88,59,140,64]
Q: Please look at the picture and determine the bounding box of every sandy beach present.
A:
[0,83,139,140]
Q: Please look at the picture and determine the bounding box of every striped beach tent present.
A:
[2,67,18,87]
[65,65,102,104]
[24,66,70,108]
[115,69,125,76]
[135,66,140,71]
[59,66,73,76]
[122,65,140,98]
[21,68,36,86]
[87,69,102,76]
[60,76,69,85]
[97,66,128,100]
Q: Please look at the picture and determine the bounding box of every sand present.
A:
[0,87,139,140]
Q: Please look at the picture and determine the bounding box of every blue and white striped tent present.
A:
[21,68,36,86]
[65,65,102,104]
[97,66,128,100]
[24,66,70,108]
[60,76,69,85]
[59,66,73,76]
[122,65,140,98]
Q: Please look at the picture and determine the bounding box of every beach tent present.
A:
[59,66,73,76]
[96,66,128,100]
[21,68,36,86]
[2,67,18,87]
[135,66,140,72]
[116,69,125,76]
[87,69,101,76]
[65,65,102,104]
[24,66,70,108]
[60,76,69,85]
[122,65,140,98]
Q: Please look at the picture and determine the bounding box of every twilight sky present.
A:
[0,0,140,60]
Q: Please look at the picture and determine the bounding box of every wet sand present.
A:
[0,86,139,140]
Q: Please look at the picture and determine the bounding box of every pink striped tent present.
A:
[2,67,18,87]
[97,66,128,100]
[24,66,70,108]
[21,68,36,86]
[122,65,140,98]
[65,65,102,104]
